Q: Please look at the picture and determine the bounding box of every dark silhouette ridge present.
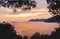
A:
[29,15,60,23]
[44,15,60,23]
[29,19,46,22]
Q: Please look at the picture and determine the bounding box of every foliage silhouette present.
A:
[30,27,60,39]
[0,22,23,39]
[0,0,29,7]
[16,35,22,39]
[0,0,36,8]
[31,32,41,39]
[51,27,60,39]
[23,35,28,39]
[46,0,60,16]
[40,34,50,39]
[0,22,17,39]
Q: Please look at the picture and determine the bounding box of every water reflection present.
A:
[10,22,59,37]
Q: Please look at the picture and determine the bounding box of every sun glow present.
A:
[6,13,44,17]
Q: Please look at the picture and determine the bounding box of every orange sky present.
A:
[0,0,58,37]
[0,8,52,22]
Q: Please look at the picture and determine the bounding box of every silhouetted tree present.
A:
[31,32,40,39]
[23,35,28,39]
[0,0,30,8]
[46,0,60,16]
[30,27,60,39]
[51,27,60,39]
[0,22,17,39]
[40,34,50,39]
[16,35,22,39]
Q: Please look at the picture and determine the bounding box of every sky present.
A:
[0,0,59,37]
[0,8,51,22]
[0,0,49,22]
[35,0,47,8]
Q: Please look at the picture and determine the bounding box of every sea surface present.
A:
[9,22,59,37]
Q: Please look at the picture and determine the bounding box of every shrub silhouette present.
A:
[0,22,17,39]
[40,34,50,39]
[51,27,60,39]
[23,35,28,39]
[30,27,60,39]
[31,32,41,39]
[16,35,22,39]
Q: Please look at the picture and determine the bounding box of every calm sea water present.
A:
[10,22,59,37]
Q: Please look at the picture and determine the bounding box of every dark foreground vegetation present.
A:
[0,22,60,39]
[46,0,60,23]
[0,0,36,8]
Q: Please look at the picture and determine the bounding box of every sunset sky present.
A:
[0,8,52,22]
[0,0,59,37]
[35,0,47,8]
